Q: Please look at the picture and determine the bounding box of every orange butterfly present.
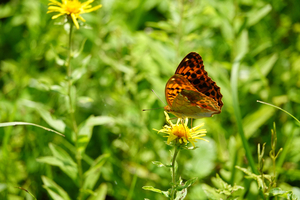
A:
[164,52,223,119]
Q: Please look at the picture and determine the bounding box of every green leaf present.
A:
[202,183,226,199]
[176,177,198,191]
[21,100,66,133]
[269,188,298,199]
[235,166,271,189]
[37,156,64,166]
[142,186,162,193]
[213,174,244,196]
[87,183,107,200]
[269,187,297,199]
[175,188,187,200]
[28,78,51,92]
[50,84,67,96]
[269,187,288,196]
[0,122,64,137]
[83,154,110,190]
[142,186,169,197]
[38,143,78,183]
[77,116,114,153]
[42,176,71,200]
[257,53,278,77]
[243,106,275,138]
[236,30,249,58]
[247,4,272,27]
[72,66,88,83]
[152,161,166,167]
[37,156,77,183]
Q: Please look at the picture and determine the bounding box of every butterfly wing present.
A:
[165,74,198,106]
[165,74,220,118]
[172,90,221,118]
[175,52,223,109]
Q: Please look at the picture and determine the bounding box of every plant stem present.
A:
[231,54,265,200]
[67,22,78,133]
[170,145,180,200]
[66,21,82,200]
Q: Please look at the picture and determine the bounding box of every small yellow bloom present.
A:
[155,112,208,147]
[47,0,102,29]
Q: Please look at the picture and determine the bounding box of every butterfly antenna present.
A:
[142,107,164,111]
[142,89,165,112]
[151,89,165,105]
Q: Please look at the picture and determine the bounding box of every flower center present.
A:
[172,125,188,139]
[64,0,82,14]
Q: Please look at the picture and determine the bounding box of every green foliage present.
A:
[1,0,300,199]
[236,123,296,199]
[202,174,244,199]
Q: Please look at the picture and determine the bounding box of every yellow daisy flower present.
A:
[47,0,102,29]
[155,112,208,147]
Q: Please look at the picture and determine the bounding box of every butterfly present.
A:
[164,52,223,119]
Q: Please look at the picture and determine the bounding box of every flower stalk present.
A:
[47,1,102,199]
[170,145,180,200]
[66,20,82,199]
[153,112,208,199]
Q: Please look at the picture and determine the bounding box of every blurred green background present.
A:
[1,0,300,199]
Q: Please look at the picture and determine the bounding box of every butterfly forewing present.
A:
[165,74,199,106]
[175,52,223,109]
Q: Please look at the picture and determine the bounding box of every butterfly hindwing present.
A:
[172,90,220,118]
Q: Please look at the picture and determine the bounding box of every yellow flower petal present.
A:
[81,0,94,7]
[47,0,102,29]
[167,134,178,144]
[84,5,102,13]
[48,0,62,6]
[77,15,86,22]
[71,13,80,29]
[156,111,208,147]
[52,13,65,19]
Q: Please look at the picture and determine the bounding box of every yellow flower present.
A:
[155,112,208,147]
[47,0,102,29]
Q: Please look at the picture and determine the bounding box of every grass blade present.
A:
[0,122,64,137]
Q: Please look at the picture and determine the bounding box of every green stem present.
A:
[66,21,82,200]
[231,54,265,199]
[170,145,180,200]
[231,54,258,174]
